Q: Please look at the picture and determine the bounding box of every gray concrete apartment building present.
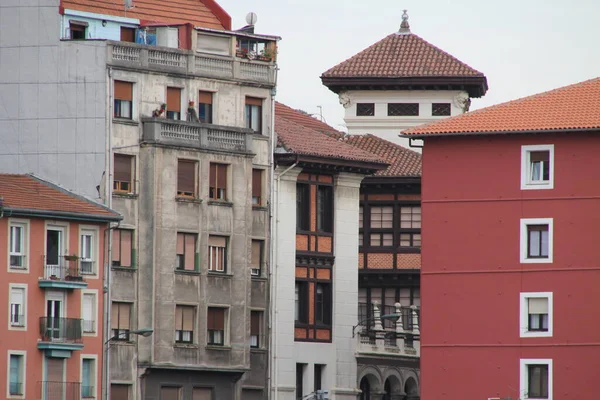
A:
[0,1,278,399]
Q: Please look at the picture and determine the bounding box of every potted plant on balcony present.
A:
[258,47,276,62]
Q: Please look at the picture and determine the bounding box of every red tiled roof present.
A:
[0,174,120,220]
[60,0,230,30]
[275,102,343,138]
[403,77,600,136]
[343,134,421,177]
[321,33,484,79]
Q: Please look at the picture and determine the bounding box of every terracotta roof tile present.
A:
[342,134,421,177]
[61,0,229,30]
[274,102,343,138]
[0,174,120,220]
[403,77,600,136]
[322,33,484,79]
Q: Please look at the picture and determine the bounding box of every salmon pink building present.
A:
[0,174,120,400]
[403,77,600,400]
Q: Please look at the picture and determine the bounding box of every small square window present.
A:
[520,359,552,400]
[356,103,375,116]
[520,218,553,263]
[432,103,451,116]
[521,145,554,190]
[388,103,419,116]
[520,292,553,338]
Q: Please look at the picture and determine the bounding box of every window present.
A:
[120,27,136,43]
[113,154,134,193]
[520,292,553,338]
[8,353,24,396]
[317,186,333,233]
[251,240,263,276]
[356,103,374,116]
[371,206,393,228]
[82,292,96,333]
[295,281,308,323]
[520,359,552,400]
[209,163,228,200]
[521,145,554,190]
[315,283,332,325]
[207,307,226,345]
[70,22,87,39]
[9,287,25,327]
[252,169,263,206]
[520,218,553,263]
[208,236,227,272]
[192,388,212,400]
[314,364,324,393]
[81,358,96,398]
[198,91,213,123]
[432,103,451,116]
[112,229,133,267]
[176,233,197,271]
[399,206,422,248]
[245,97,262,133]
[110,384,130,400]
[370,233,393,247]
[175,305,195,343]
[388,103,419,116]
[160,387,181,400]
[295,363,305,400]
[80,231,95,274]
[250,310,263,348]
[111,302,131,341]
[9,222,26,269]
[296,183,310,231]
[177,160,197,198]
[166,87,181,120]
[114,81,133,119]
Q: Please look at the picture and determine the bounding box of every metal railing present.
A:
[38,381,82,400]
[39,317,83,343]
[9,382,23,395]
[43,256,85,281]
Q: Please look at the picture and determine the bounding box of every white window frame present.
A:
[79,226,99,277]
[520,218,553,264]
[7,219,29,273]
[6,350,26,399]
[8,284,27,331]
[81,290,98,337]
[520,292,553,338]
[208,236,227,273]
[520,358,552,400]
[80,354,98,399]
[521,144,554,190]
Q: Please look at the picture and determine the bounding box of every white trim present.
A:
[79,225,99,278]
[80,354,98,399]
[519,292,553,338]
[6,350,26,399]
[81,290,99,337]
[7,219,30,273]
[8,284,27,331]
[520,218,553,264]
[521,144,554,190]
[520,358,553,400]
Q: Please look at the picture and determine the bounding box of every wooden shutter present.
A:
[160,387,180,400]
[175,306,183,330]
[176,233,184,255]
[530,151,549,162]
[209,163,217,188]
[167,88,181,112]
[121,230,132,267]
[252,169,262,200]
[112,230,121,262]
[119,303,130,329]
[120,27,135,43]
[245,96,262,106]
[111,303,119,330]
[46,358,64,382]
[198,91,212,104]
[184,234,196,270]
[111,384,129,400]
[209,236,226,247]
[192,388,212,400]
[207,308,224,329]
[114,81,133,101]
[251,240,261,269]
[217,164,227,189]
[250,311,260,335]
[182,307,194,331]
[114,154,132,182]
[178,160,196,195]
[207,308,216,329]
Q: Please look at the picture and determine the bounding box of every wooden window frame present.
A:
[296,183,310,231]
[295,281,309,323]
[113,154,134,194]
[314,282,332,326]
[209,163,228,201]
[166,87,182,120]
[177,159,197,198]
[361,200,421,253]
[69,22,87,40]
[114,81,133,119]
[316,185,333,233]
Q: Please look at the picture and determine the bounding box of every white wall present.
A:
[61,10,139,41]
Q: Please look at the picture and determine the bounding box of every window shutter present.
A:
[46,358,64,382]
[214,308,225,329]
[111,304,119,330]
[245,96,262,106]
[217,164,227,189]
[111,385,129,400]
[252,169,262,199]
[114,154,132,182]
[177,160,196,195]
[119,304,130,329]
[184,235,196,270]
[176,233,184,255]
[182,307,194,331]
[209,163,217,188]
[530,151,549,162]
[112,230,121,262]
[166,87,181,112]
[121,230,132,267]
[528,298,548,314]
[198,91,213,104]
[193,388,212,400]
[175,306,183,330]
[114,81,133,101]
[207,308,216,329]
[250,311,260,335]
[251,241,261,269]
[120,27,135,43]
[10,289,23,305]
[209,236,226,247]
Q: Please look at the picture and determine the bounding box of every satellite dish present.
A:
[246,12,258,26]
[124,0,133,9]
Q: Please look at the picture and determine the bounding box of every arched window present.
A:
[359,377,371,400]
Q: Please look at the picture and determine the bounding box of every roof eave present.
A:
[4,207,122,223]
[400,127,600,139]
[275,153,388,174]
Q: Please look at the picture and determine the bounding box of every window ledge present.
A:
[208,272,233,278]
[113,192,138,199]
[251,276,267,282]
[174,343,199,349]
[252,205,268,211]
[9,267,28,272]
[206,345,231,351]
[208,200,233,207]
[174,269,201,276]
[111,266,137,272]
[176,197,202,204]
[251,133,268,140]
[113,118,139,126]
[250,347,267,353]
[110,340,135,346]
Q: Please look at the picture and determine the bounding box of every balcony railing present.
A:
[39,317,83,343]
[38,381,81,400]
[42,256,85,280]
[107,41,276,86]
[9,382,23,396]
[142,118,254,153]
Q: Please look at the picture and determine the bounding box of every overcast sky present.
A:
[219,0,600,131]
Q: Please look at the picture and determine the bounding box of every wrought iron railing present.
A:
[39,317,83,343]
[38,381,82,400]
[43,256,85,282]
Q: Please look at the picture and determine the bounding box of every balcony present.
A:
[142,118,254,153]
[38,317,84,357]
[107,41,276,86]
[355,302,420,357]
[38,381,82,400]
[38,257,88,290]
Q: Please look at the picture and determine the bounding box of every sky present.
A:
[218,0,600,132]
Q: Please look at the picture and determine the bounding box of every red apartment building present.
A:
[403,77,600,399]
[0,174,120,400]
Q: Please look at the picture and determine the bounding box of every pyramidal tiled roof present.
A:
[274,102,343,137]
[403,77,600,136]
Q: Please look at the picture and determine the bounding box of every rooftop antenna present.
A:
[397,10,411,34]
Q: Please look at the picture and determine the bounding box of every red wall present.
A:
[421,132,600,399]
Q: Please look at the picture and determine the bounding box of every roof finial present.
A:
[398,10,410,34]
